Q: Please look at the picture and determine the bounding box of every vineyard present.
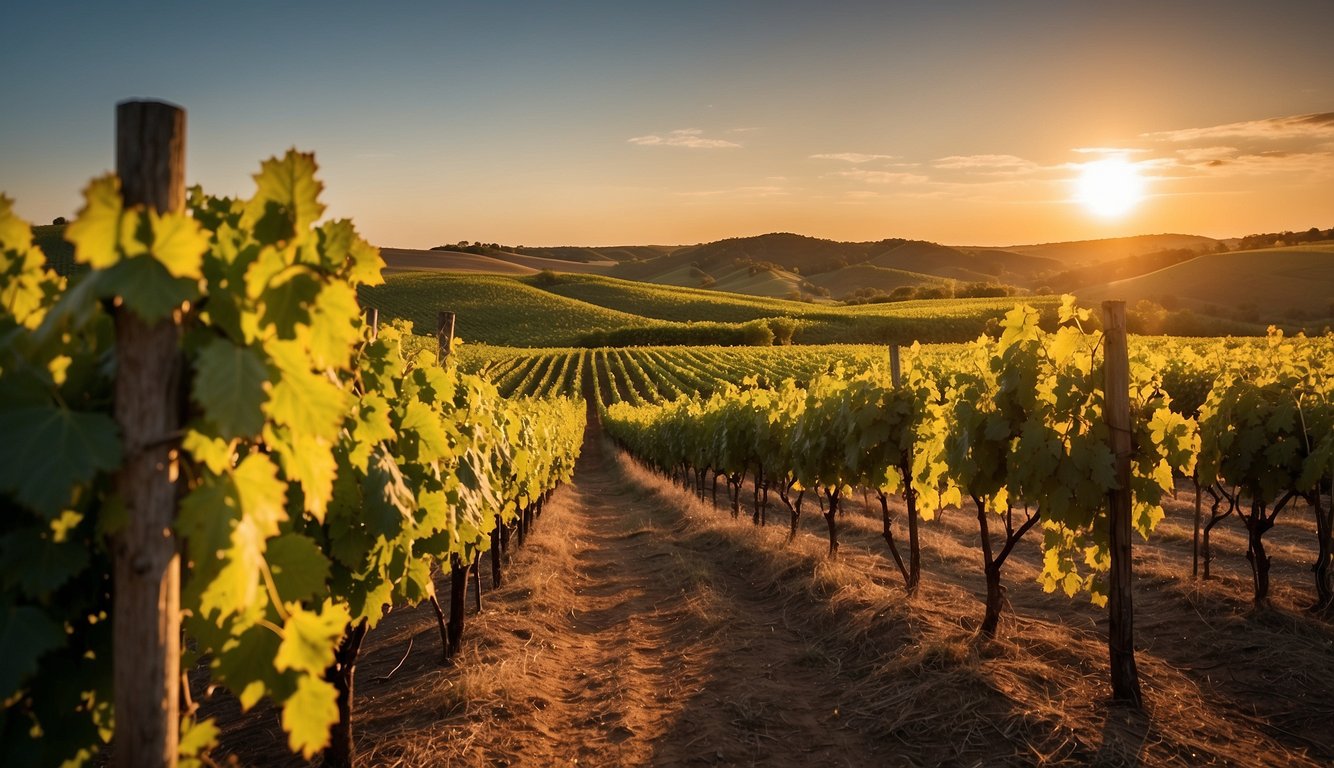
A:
[2,102,1333,768]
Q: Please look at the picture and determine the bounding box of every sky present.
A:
[2,0,1332,249]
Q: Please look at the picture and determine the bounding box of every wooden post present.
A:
[112,99,186,768]
[437,310,455,364]
[365,307,379,341]
[1101,301,1142,707]
[888,344,901,385]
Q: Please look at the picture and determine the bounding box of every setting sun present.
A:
[1075,158,1145,218]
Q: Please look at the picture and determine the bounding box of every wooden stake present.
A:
[112,99,186,768]
[888,344,901,386]
[437,310,456,364]
[1102,300,1142,707]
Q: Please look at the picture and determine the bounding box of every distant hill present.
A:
[382,248,536,275]
[512,245,674,263]
[384,248,616,275]
[989,234,1220,267]
[807,263,947,298]
[1076,244,1334,321]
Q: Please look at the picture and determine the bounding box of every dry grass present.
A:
[210,431,1334,767]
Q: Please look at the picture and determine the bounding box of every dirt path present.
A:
[504,430,886,765]
[338,424,886,767]
[214,421,1334,767]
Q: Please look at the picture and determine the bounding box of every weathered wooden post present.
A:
[112,99,186,768]
[437,310,455,364]
[365,307,379,340]
[1102,300,1142,706]
[887,343,920,594]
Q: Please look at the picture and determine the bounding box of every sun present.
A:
[1075,158,1144,218]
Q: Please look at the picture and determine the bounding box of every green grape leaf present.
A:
[148,209,208,279]
[211,624,282,711]
[270,430,338,521]
[242,151,326,247]
[100,255,200,322]
[0,525,90,597]
[234,453,288,538]
[178,716,220,768]
[274,600,348,676]
[317,218,384,286]
[0,604,66,700]
[266,534,331,604]
[259,269,321,340]
[400,399,451,464]
[267,350,349,442]
[182,428,234,475]
[363,447,415,538]
[0,405,121,517]
[282,675,338,759]
[64,175,127,269]
[193,337,270,439]
[306,281,361,369]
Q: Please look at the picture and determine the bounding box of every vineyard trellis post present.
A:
[112,99,186,768]
[437,310,456,364]
[365,306,379,340]
[1102,300,1143,707]
[888,344,901,385]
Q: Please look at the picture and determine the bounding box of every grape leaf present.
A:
[274,601,348,676]
[242,151,325,247]
[193,337,269,439]
[0,605,65,700]
[0,405,120,518]
[266,534,331,604]
[148,209,208,280]
[282,675,338,759]
[211,624,282,711]
[64,175,127,269]
[100,255,199,322]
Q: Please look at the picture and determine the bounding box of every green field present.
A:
[362,271,1062,347]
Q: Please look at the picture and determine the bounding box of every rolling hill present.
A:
[1076,244,1334,317]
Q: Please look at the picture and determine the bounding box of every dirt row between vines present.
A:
[215,422,1334,767]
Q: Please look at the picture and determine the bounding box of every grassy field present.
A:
[365,271,1061,347]
[1078,244,1334,321]
[359,273,653,346]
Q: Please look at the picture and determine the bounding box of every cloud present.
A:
[1071,147,1151,155]
[932,154,1039,174]
[1119,111,1334,181]
[677,185,788,198]
[809,152,897,163]
[1144,148,1334,179]
[832,169,929,185]
[627,129,740,149]
[1140,112,1334,143]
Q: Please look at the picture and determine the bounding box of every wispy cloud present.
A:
[810,152,897,163]
[627,128,740,149]
[931,154,1039,174]
[832,169,929,184]
[677,185,788,198]
[1071,147,1150,155]
[1140,112,1334,143]
[1128,112,1334,180]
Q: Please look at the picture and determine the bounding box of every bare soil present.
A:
[212,422,1334,767]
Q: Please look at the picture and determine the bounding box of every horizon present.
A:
[2,1,1332,249]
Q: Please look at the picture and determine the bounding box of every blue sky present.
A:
[3,0,1332,246]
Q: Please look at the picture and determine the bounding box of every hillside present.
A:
[1077,244,1334,319]
[362,271,1058,347]
[382,248,537,275]
[992,233,1220,267]
[807,263,947,298]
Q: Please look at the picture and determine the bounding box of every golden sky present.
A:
[3,2,1331,248]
